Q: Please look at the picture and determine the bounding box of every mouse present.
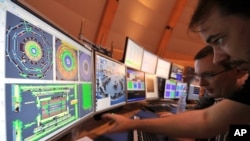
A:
[93,112,107,121]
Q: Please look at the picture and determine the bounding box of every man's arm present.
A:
[103,99,250,138]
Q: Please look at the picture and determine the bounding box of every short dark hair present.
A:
[189,0,250,31]
[194,46,213,60]
[194,46,234,69]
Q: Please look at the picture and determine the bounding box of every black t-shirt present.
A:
[228,76,250,105]
[194,93,215,110]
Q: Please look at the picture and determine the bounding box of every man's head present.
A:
[194,46,247,99]
[189,0,250,71]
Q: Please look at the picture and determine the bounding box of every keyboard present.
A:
[144,104,172,113]
[133,115,159,141]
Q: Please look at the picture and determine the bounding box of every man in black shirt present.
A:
[193,46,248,110]
[193,46,248,141]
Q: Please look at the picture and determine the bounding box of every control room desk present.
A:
[59,103,142,141]
[59,102,195,141]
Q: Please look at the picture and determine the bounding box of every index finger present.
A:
[102,113,115,119]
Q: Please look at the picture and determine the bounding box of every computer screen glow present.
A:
[124,37,144,70]
[175,82,187,98]
[141,50,158,74]
[95,53,126,112]
[163,79,177,99]
[187,84,200,100]
[145,73,158,100]
[1,1,94,140]
[170,63,184,81]
[155,58,171,79]
[126,67,146,102]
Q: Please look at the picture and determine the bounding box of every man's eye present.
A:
[214,37,224,46]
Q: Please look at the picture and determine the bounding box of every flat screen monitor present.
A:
[157,77,166,99]
[95,52,126,113]
[145,73,158,100]
[170,63,184,81]
[123,37,144,70]
[141,50,158,74]
[163,79,177,99]
[187,84,200,100]
[175,82,188,98]
[126,67,146,102]
[1,1,95,140]
[155,58,171,79]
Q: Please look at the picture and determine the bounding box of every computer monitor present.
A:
[141,50,158,74]
[157,77,166,99]
[126,67,146,103]
[2,1,94,141]
[95,52,126,113]
[155,58,171,79]
[163,79,177,99]
[175,82,188,98]
[170,63,184,81]
[123,37,144,70]
[145,73,159,100]
[187,84,201,100]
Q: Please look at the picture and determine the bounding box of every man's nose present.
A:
[212,47,230,66]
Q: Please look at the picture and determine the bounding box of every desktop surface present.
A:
[58,102,194,141]
[94,132,133,141]
[94,110,167,141]
[144,103,174,113]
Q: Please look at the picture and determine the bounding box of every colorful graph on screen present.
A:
[5,12,53,80]
[3,10,94,141]
[56,39,78,81]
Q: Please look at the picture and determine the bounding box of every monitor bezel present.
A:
[145,73,159,101]
[123,37,144,70]
[126,66,146,103]
[175,81,188,99]
[3,1,96,140]
[155,57,172,79]
[187,84,200,101]
[170,63,184,81]
[140,49,158,74]
[94,51,127,114]
[163,79,177,99]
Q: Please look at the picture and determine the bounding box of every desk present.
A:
[58,102,195,141]
[58,103,143,141]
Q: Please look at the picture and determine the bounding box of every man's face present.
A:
[195,54,238,99]
[199,6,250,71]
